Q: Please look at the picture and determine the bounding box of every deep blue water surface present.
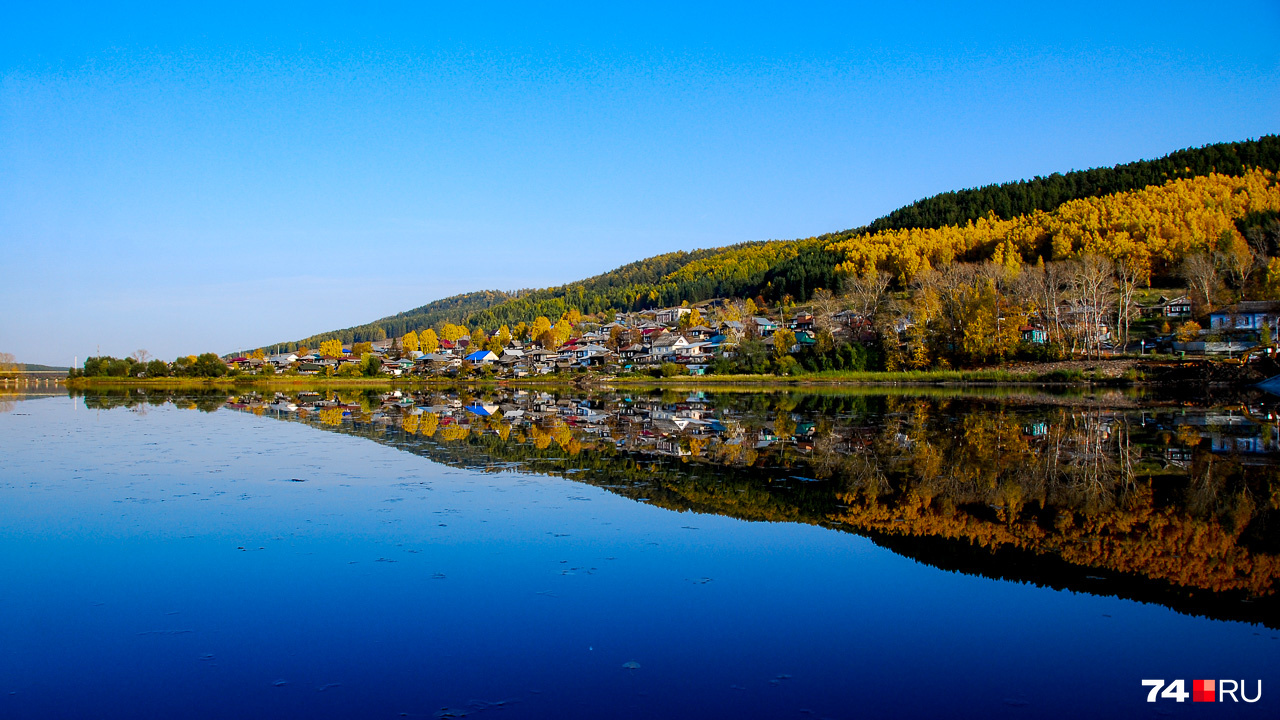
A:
[0,395,1276,718]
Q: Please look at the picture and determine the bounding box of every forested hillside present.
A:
[268,136,1280,351]
[830,169,1280,282]
[466,240,833,329]
[843,134,1280,236]
[280,290,510,350]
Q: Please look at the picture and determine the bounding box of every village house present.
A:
[463,350,498,367]
[618,343,648,361]
[267,352,299,368]
[573,344,614,367]
[751,316,779,335]
[655,307,692,325]
[703,334,732,357]
[416,353,459,373]
[719,320,745,340]
[497,348,525,365]
[1021,326,1048,344]
[649,334,689,360]
[1141,295,1192,318]
[555,340,582,363]
[298,359,335,374]
[675,342,710,360]
[1209,301,1280,331]
[526,348,558,373]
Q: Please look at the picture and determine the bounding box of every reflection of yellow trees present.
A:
[494,422,512,441]
[529,424,553,450]
[1175,425,1202,447]
[829,483,1278,596]
[773,412,796,439]
[437,424,469,442]
[318,407,344,426]
[771,395,800,413]
[553,424,574,449]
[715,441,751,465]
[401,413,420,434]
[955,412,1034,490]
[337,390,370,409]
[512,421,590,454]
[838,453,891,502]
[818,408,1280,596]
[419,413,439,437]
[686,436,708,457]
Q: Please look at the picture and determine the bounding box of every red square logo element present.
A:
[1193,679,1215,702]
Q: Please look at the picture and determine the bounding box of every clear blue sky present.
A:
[3,1,1278,365]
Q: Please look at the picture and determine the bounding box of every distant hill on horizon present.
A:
[261,135,1280,353]
[20,364,70,372]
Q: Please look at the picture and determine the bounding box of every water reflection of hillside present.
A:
[72,387,1280,627]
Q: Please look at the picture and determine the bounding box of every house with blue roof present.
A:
[464,350,498,366]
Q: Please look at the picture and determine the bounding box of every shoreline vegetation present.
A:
[61,357,1217,390]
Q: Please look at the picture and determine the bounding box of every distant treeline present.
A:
[265,136,1280,351]
[70,354,229,379]
[19,363,70,372]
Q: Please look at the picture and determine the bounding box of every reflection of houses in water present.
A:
[227,389,1280,477]
[1168,409,1280,455]
[1023,422,1048,438]
[655,439,690,457]
[1211,435,1272,454]
[1207,424,1280,455]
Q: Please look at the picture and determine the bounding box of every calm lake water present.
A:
[1,387,1277,718]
